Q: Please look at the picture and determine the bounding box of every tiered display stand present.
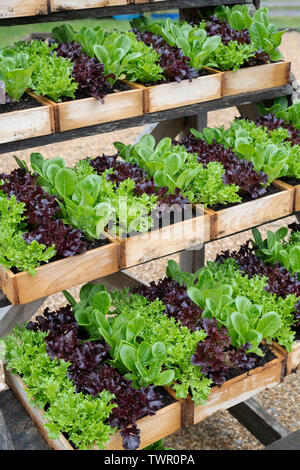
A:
[0,0,299,451]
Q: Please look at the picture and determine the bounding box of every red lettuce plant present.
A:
[191,318,255,385]
[133,29,199,83]
[255,114,300,147]
[132,277,203,330]
[0,168,87,257]
[55,41,115,100]
[177,134,268,198]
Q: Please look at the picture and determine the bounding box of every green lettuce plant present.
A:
[0,51,36,101]
[64,283,174,388]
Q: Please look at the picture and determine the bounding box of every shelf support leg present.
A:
[0,297,46,338]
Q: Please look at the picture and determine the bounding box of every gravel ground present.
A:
[0,32,300,450]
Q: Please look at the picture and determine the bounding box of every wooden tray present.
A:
[0,235,120,306]
[132,69,223,114]
[272,341,300,376]
[0,91,54,145]
[0,1,47,18]
[165,344,285,426]
[114,206,209,269]
[50,0,127,11]
[4,368,183,450]
[42,85,143,132]
[206,182,294,240]
[222,60,291,97]
[274,179,300,212]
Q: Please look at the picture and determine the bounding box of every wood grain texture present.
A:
[50,0,127,11]
[209,185,294,240]
[52,88,143,132]
[145,71,223,113]
[273,179,300,213]
[0,238,120,305]
[118,209,209,269]
[0,94,54,144]
[0,1,47,18]
[166,345,284,426]
[272,341,300,376]
[222,61,291,96]
[4,368,182,450]
[295,185,300,212]
[0,84,292,155]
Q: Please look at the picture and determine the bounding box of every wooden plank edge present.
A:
[0,233,120,306]
[164,344,285,426]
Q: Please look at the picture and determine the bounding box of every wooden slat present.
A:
[295,185,300,212]
[4,369,182,450]
[50,0,127,11]
[222,61,291,97]
[0,297,46,338]
[209,184,294,240]
[0,93,54,145]
[118,208,209,269]
[264,429,300,450]
[0,84,293,155]
[145,71,223,113]
[272,341,300,376]
[0,1,254,24]
[165,345,285,426]
[0,1,47,18]
[0,238,120,306]
[229,398,289,446]
[51,88,144,132]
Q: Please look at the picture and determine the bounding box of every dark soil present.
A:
[280,176,300,187]
[210,183,281,212]
[0,94,42,114]
[212,344,276,387]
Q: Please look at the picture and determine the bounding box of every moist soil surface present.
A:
[220,343,276,384]
[0,94,42,114]
[280,177,300,187]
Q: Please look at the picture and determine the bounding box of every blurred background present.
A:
[0,0,299,47]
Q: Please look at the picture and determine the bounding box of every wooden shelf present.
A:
[0,0,253,25]
[0,83,293,155]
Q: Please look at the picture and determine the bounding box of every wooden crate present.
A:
[0,1,47,18]
[50,0,127,11]
[207,183,294,240]
[115,207,210,269]
[4,368,182,450]
[274,179,300,212]
[134,69,223,114]
[0,92,54,145]
[272,341,300,376]
[43,86,143,132]
[222,60,291,97]
[296,185,300,212]
[165,345,285,426]
[0,236,120,306]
